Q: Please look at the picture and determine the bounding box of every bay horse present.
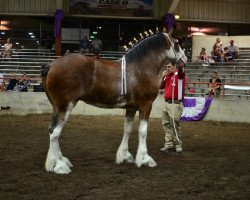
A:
[41,32,185,174]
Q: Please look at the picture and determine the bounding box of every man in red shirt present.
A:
[159,61,186,153]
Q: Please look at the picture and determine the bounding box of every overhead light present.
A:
[92,31,97,34]
[29,32,33,35]
[31,35,35,38]
[15,42,19,45]
[1,31,5,35]
[175,15,180,20]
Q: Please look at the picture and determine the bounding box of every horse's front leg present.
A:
[135,104,157,167]
[116,109,136,164]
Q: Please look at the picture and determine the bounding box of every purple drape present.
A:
[163,13,175,33]
[54,9,64,38]
[181,96,213,122]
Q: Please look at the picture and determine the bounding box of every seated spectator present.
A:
[79,35,91,54]
[208,70,222,96]
[6,73,19,91]
[208,78,220,96]
[198,47,208,62]
[215,37,222,48]
[0,72,5,91]
[228,40,239,59]
[2,38,13,58]
[64,49,71,55]
[14,73,31,92]
[211,43,224,62]
[223,47,234,62]
[90,37,102,58]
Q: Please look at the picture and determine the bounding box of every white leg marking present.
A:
[45,103,74,174]
[116,117,134,164]
[135,120,157,168]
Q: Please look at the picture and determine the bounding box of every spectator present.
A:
[215,37,222,48]
[15,73,31,92]
[208,78,220,96]
[223,47,233,62]
[211,43,223,62]
[228,40,239,59]
[0,72,5,91]
[208,71,222,96]
[79,35,91,54]
[64,49,71,55]
[90,37,102,58]
[198,47,208,62]
[6,73,19,91]
[2,38,13,58]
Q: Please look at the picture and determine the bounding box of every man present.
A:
[227,40,239,59]
[90,37,102,58]
[159,61,186,153]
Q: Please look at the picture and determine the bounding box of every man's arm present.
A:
[159,70,167,89]
[177,62,185,79]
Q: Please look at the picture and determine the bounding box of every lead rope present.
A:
[171,72,181,142]
[121,55,127,95]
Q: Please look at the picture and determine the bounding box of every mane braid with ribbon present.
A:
[125,32,168,66]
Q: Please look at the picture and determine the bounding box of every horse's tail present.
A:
[41,63,54,106]
[41,63,50,77]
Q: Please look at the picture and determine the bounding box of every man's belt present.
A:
[165,99,182,104]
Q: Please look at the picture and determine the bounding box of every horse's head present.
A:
[163,34,188,65]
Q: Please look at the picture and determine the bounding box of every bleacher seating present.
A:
[186,47,250,100]
[0,48,125,91]
[0,47,250,100]
[0,48,58,88]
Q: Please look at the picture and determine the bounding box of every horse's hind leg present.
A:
[116,109,136,164]
[45,102,75,174]
[135,104,157,167]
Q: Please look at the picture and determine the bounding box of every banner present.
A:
[224,85,250,90]
[70,0,153,17]
[181,97,213,122]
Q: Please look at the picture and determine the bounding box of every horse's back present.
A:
[45,53,122,107]
[45,54,96,103]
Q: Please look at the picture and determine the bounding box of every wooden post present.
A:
[55,22,62,56]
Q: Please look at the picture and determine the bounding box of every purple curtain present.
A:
[163,13,175,33]
[54,9,64,38]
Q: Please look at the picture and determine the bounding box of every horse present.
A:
[41,32,186,174]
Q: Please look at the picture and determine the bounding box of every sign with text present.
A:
[70,0,153,17]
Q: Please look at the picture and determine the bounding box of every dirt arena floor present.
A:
[0,114,249,200]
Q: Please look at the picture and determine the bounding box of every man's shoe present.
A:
[160,146,175,152]
[175,146,182,153]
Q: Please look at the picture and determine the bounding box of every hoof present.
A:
[45,156,73,174]
[135,154,157,168]
[116,149,134,164]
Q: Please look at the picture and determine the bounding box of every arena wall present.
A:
[0,93,249,123]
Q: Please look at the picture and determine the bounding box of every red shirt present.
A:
[163,70,186,100]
